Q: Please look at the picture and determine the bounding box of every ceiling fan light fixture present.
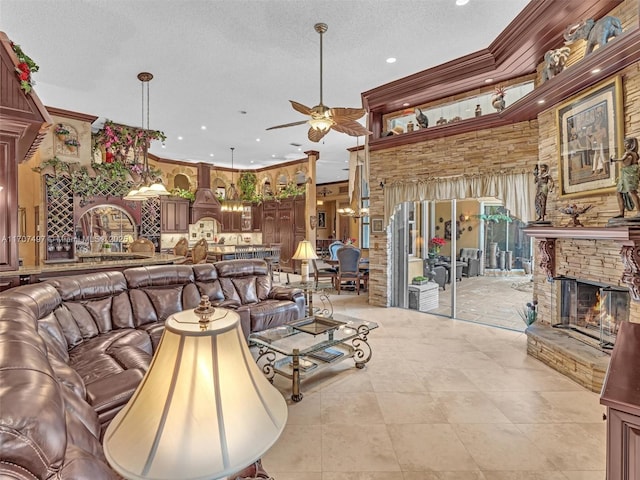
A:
[309,117,333,132]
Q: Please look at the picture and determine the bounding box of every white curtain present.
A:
[383,168,535,223]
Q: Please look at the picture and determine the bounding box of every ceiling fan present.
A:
[266,23,371,143]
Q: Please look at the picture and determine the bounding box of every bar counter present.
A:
[0,253,185,288]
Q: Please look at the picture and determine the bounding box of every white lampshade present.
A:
[292,240,318,261]
[103,309,288,480]
[308,117,333,132]
[147,181,171,196]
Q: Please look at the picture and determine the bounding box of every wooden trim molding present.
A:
[523,225,640,301]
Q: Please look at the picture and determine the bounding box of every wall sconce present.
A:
[379,181,385,189]
[459,214,470,222]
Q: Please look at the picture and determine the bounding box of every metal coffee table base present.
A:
[255,323,373,402]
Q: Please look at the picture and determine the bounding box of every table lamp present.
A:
[103,297,288,480]
[292,240,318,284]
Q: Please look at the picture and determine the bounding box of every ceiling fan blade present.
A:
[308,127,330,143]
[331,120,372,137]
[329,107,366,122]
[290,100,312,116]
[266,120,309,131]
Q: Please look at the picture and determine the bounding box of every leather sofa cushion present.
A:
[248,300,301,332]
[123,265,195,288]
[232,277,259,304]
[108,345,152,371]
[46,271,128,301]
[196,279,225,301]
[85,368,145,417]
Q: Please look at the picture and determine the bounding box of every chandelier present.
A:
[221,147,243,212]
[338,205,369,221]
[124,72,170,200]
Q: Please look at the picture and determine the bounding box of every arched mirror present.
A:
[75,205,137,253]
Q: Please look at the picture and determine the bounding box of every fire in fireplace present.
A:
[554,276,630,349]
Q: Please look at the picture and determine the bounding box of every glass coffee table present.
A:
[249,314,377,402]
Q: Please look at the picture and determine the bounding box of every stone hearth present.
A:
[525,323,610,392]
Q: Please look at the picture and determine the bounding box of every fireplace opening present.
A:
[554,276,630,349]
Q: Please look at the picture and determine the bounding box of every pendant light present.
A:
[124,72,170,200]
[221,147,243,212]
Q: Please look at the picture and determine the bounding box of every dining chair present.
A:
[128,237,155,253]
[172,237,190,264]
[191,238,209,264]
[335,246,363,295]
[328,241,345,261]
[265,244,281,282]
[311,259,337,289]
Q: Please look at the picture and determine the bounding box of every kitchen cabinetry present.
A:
[161,197,189,233]
[262,196,305,273]
[252,204,263,232]
[221,211,242,232]
[601,321,640,480]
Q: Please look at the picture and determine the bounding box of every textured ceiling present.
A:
[1,0,530,183]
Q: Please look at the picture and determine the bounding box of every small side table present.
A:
[408,282,439,312]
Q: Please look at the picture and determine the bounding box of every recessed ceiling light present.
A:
[298,148,302,151]
[250,160,254,164]
[201,125,207,130]
[256,138,260,142]
[161,144,166,149]
[209,153,214,157]
[538,99,546,104]
[272,154,276,158]
[386,57,396,64]
[485,78,493,83]
[177,136,183,140]
[456,0,469,5]
[591,68,601,74]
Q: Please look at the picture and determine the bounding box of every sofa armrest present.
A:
[268,286,303,301]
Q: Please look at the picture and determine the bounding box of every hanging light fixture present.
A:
[124,72,170,201]
[221,147,243,212]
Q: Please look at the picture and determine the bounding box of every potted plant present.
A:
[64,138,81,152]
[102,242,111,253]
[54,124,70,141]
[412,275,429,285]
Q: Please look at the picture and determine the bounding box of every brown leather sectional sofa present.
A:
[0,259,304,479]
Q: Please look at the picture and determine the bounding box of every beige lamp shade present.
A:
[103,309,288,480]
[292,240,318,261]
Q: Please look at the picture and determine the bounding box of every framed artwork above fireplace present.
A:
[557,77,623,198]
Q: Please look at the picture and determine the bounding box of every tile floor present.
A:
[259,287,607,480]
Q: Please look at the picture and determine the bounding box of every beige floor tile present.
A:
[432,473,487,480]
[387,423,479,471]
[321,424,401,472]
[514,423,606,471]
[285,391,322,425]
[324,473,406,480]
[321,391,385,425]
[400,473,442,480]
[431,391,512,424]
[485,390,557,424]
[369,368,427,393]
[269,472,322,480]
[263,424,322,472]
[415,367,481,392]
[462,366,583,393]
[481,472,568,480]
[560,471,606,480]
[453,423,557,471]
[376,391,447,424]
[537,391,605,423]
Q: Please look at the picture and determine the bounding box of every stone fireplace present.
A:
[522,225,640,392]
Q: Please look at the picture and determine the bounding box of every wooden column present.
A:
[305,150,319,252]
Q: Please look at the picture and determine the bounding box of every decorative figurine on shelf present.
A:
[541,46,571,82]
[610,137,640,219]
[414,107,429,128]
[559,204,593,227]
[475,104,482,117]
[491,86,506,112]
[534,163,554,223]
[563,16,623,58]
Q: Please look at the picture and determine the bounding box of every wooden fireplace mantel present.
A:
[523,225,640,301]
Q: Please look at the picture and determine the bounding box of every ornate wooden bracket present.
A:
[620,245,640,302]
[538,238,555,280]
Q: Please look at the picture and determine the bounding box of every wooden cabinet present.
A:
[251,204,262,232]
[601,321,640,480]
[262,196,305,273]
[161,198,189,233]
[221,211,242,232]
